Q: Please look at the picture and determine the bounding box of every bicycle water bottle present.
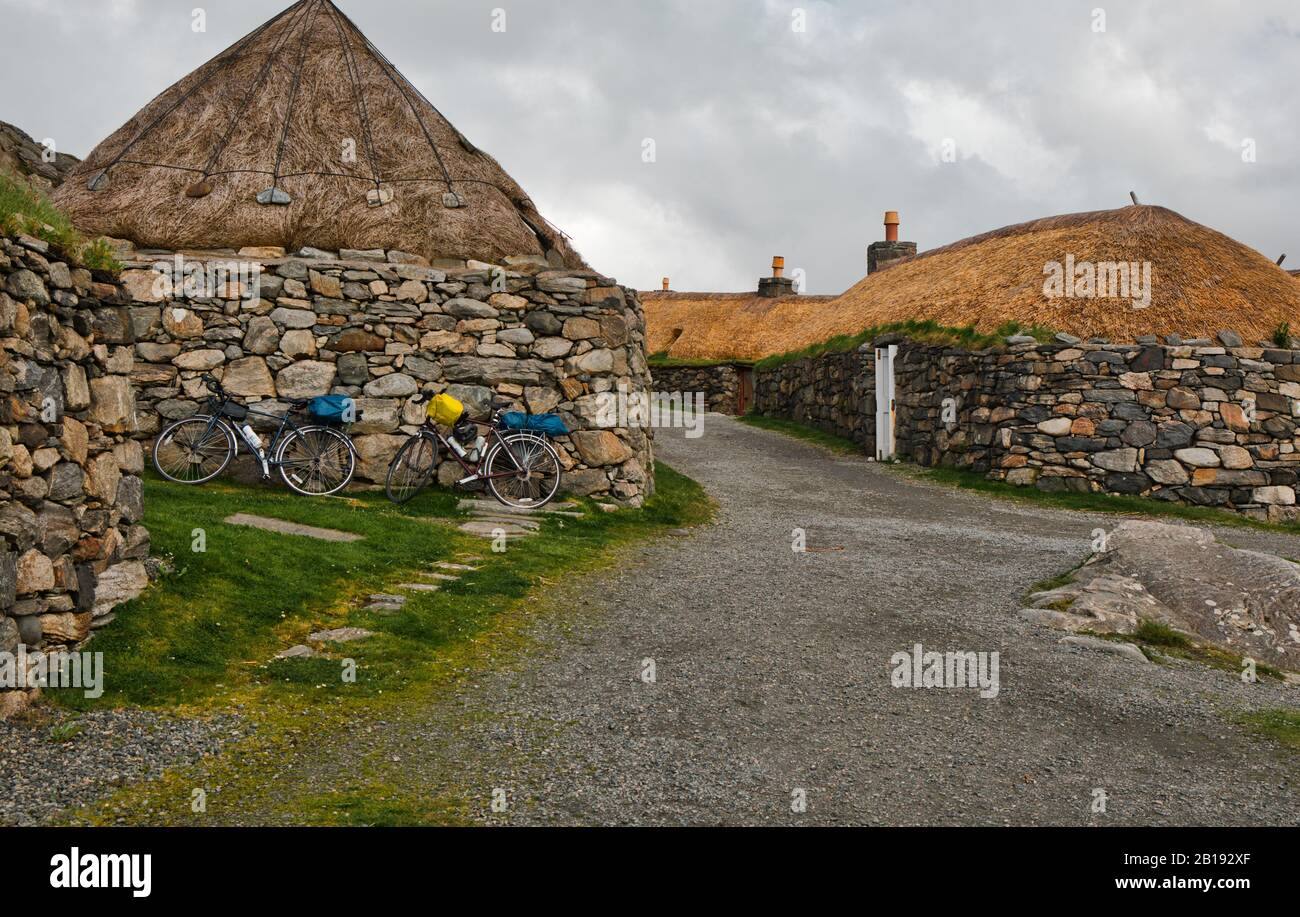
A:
[240,423,264,456]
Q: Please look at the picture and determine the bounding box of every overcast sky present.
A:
[2,0,1296,294]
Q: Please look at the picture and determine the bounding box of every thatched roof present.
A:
[52,0,583,267]
[643,291,836,362]
[646,205,1300,361]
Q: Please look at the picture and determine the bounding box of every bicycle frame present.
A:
[420,419,542,485]
[202,396,358,480]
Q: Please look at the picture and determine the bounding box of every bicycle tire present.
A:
[385,433,439,504]
[275,425,356,496]
[484,432,562,509]
[152,415,236,484]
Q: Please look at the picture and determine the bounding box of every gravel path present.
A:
[0,707,249,826]
[384,414,1300,825]
[26,415,1297,826]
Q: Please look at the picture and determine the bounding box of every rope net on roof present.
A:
[54,0,581,265]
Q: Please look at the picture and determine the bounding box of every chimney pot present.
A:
[662,276,670,291]
[867,211,916,274]
[884,211,900,242]
[757,256,795,297]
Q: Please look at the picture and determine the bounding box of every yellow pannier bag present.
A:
[427,393,465,425]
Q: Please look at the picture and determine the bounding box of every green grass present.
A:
[903,465,1300,536]
[0,172,122,273]
[1235,709,1300,751]
[647,352,751,369]
[1273,322,1292,349]
[737,412,861,454]
[1026,568,1080,599]
[297,784,475,826]
[753,319,1056,371]
[1094,621,1287,679]
[54,464,711,712]
[53,463,713,826]
[1133,619,1189,648]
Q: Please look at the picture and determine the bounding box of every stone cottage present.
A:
[47,0,654,502]
[642,257,835,414]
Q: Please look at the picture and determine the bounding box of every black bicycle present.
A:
[385,394,563,508]
[152,374,359,496]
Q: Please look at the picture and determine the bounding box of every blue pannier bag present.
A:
[308,394,360,424]
[500,411,569,437]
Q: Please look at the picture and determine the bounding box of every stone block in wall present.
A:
[352,433,407,481]
[572,431,633,466]
[87,375,136,431]
[275,360,336,398]
[91,561,148,618]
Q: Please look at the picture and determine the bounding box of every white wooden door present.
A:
[874,345,897,461]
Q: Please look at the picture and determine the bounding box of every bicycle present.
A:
[385,393,563,508]
[152,374,359,496]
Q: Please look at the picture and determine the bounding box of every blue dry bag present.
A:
[500,411,570,437]
[308,394,360,424]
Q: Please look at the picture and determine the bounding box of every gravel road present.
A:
[15,414,1297,826]
[393,414,1300,826]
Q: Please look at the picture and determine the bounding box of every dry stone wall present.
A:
[753,334,1300,523]
[753,349,876,449]
[1,234,149,715]
[649,363,740,414]
[116,247,654,504]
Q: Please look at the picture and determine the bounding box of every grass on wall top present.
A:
[752,318,1056,371]
[0,172,122,274]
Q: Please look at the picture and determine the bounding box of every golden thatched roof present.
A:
[645,205,1300,361]
[52,0,582,267]
[643,291,836,362]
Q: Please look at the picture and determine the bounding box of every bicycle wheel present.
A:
[484,432,562,509]
[276,425,355,496]
[385,433,439,504]
[153,415,235,484]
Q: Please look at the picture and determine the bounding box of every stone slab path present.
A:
[379,414,1300,826]
[456,497,585,539]
[224,513,363,542]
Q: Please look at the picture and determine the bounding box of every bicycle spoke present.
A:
[280,428,354,495]
[154,418,233,483]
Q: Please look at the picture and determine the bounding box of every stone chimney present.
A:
[757,256,795,297]
[867,211,916,273]
[661,277,670,291]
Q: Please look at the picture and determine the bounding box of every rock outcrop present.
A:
[0,120,79,190]
[1021,520,1300,670]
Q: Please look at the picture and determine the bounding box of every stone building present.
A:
[645,205,1300,365]
[641,258,835,414]
[1,0,658,716]
[46,0,653,502]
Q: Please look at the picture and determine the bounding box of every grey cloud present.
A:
[2,0,1295,292]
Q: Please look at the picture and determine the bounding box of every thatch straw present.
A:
[643,292,837,361]
[52,0,583,267]
[645,205,1300,360]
